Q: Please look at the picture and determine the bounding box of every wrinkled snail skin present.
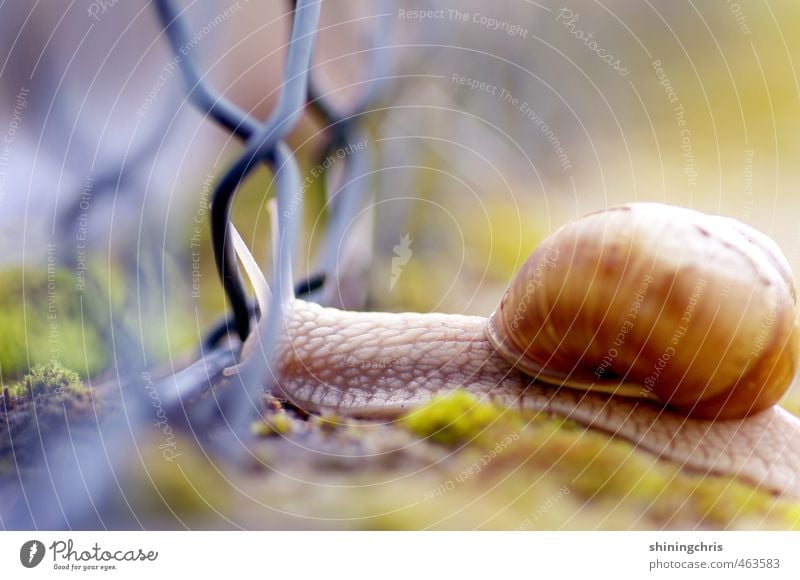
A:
[273,303,512,416]
[242,203,800,497]
[270,298,800,498]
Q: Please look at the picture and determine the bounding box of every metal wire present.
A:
[293,0,393,306]
[200,272,325,353]
[153,0,260,140]
[154,0,394,352]
[5,0,394,529]
[208,2,320,341]
[152,0,394,420]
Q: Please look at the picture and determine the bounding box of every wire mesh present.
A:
[5,0,392,529]
[152,0,391,423]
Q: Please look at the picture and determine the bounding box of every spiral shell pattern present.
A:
[487,203,799,419]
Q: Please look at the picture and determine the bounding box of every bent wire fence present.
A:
[5,0,391,529]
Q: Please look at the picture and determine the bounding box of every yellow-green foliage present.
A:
[511,418,800,529]
[9,362,84,400]
[309,413,349,433]
[251,412,296,437]
[402,390,508,445]
[0,267,107,378]
[394,393,800,529]
[1,362,97,462]
[6,362,94,421]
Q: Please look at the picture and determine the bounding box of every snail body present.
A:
[231,203,800,496]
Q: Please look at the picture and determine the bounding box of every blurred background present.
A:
[2,0,800,530]
[3,0,800,367]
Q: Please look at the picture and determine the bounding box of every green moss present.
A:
[489,415,800,529]
[402,390,506,445]
[384,404,800,529]
[9,362,83,399]
[309,413,347,432]
[0,267,108,378]
[1,362,98,462]
[251,411,296,437]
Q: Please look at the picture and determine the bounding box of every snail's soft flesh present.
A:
[229,203,800,497]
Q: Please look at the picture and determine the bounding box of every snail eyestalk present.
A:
[229,203,800,497]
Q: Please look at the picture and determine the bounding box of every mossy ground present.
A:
[4,374,795,529]
[0,267,108,378]
[0,362,101,475]
[2,357,798,528]
[128,389,799,530]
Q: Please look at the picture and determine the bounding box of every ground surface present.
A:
[3,365,800,530]
[105,387,800,529]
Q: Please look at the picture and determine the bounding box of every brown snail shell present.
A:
[486,203,799,419]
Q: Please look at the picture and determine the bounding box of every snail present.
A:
[487,203,799,419]
[229,203,800,497]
